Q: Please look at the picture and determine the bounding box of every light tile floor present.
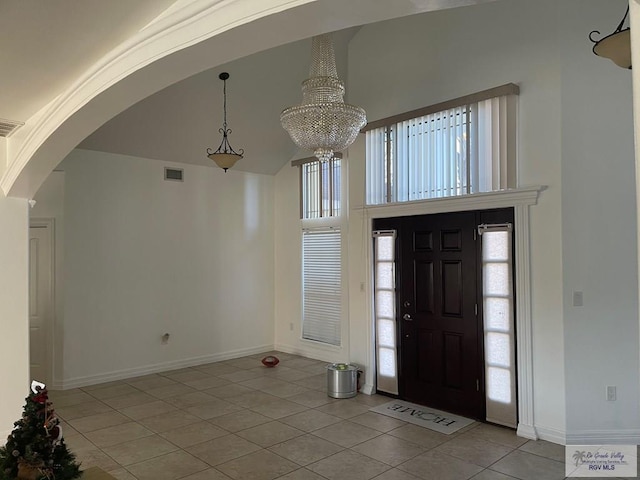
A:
[48,352,622,480]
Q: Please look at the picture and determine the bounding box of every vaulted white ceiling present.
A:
[1,0,496,179]
[0,0,176,121]
[78,29,358,175]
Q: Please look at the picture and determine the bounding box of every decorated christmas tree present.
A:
[0,381,81,480]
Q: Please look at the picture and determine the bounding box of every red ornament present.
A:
[261,356,279,367]
[32,390,48,404]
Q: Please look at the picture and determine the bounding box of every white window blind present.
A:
[302,228,342,346]
[366,85,517,205]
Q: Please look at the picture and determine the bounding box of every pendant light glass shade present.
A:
[209,152,241,171]
[207,72,244,172]
[280,34,367,162]
[589,6,632,69]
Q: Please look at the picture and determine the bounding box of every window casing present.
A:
[365,84,518,205]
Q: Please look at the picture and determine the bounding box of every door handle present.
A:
[403,313,413,321]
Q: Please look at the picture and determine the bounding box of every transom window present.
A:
[295,155,341,219]
[365,84,518,205]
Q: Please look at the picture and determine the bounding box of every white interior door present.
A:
[29,221,54,385]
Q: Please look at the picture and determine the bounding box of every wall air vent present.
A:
[0,118,25,137]
[164,167,184,182]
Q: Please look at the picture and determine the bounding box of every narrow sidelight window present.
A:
[373,230,398,394]
[480,223,516,428]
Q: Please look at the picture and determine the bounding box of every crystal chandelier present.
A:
[280,34,367,162]
[207,72,244,172]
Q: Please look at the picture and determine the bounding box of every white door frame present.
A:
[360,186,543,440]
[29,217,55,386]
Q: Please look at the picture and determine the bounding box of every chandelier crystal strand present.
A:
[280,34,367,162]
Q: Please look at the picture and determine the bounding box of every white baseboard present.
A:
[535,426,640,446]
[274,342,347,364]
[535,425,566,445]
[517,422,538,441]
[361,383,375,395]
[565,429,640,445]
[53,344,275,390]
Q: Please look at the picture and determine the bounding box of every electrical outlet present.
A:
[606,385,617,401]
[161,333,170,345]
[289,323,294,331]
[573,291,584,307]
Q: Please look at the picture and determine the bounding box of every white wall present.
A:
[274,0,637,444]
[633,2,640,446]
[273,163,304,354]
[560,0,639,441]
[56,149,275,387]
[0,196,29,441]
[350,0,567,442]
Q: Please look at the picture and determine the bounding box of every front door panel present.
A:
[401,212,481,418]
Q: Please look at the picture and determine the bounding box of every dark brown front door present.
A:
[402,211,482,419]
[375,211,483,419]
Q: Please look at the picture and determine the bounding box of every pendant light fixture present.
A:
[589,6,632,69]
[280,34,367,162]
[207,72,244,172]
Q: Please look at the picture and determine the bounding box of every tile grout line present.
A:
[53,352,560,480]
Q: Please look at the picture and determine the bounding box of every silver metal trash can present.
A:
[327,363,359,398]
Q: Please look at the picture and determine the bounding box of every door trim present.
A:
[361,186,544,440]
[29,217,55,386]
